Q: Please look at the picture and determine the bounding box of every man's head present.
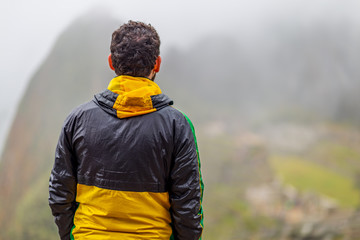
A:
[109,21,161,78]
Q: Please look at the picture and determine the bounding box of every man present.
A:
[49,21,204,240]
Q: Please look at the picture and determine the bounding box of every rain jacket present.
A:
[49,75,204,240]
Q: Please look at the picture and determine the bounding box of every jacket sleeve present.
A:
[49,116,78,240]
[169,114,204,240]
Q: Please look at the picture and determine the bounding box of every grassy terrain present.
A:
[310,141,360,177]
[269,154,360,208]
[8,171,57,239]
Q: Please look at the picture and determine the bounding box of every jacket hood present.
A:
[94,75,173,118]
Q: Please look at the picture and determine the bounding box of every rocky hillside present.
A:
[0,13,118,239]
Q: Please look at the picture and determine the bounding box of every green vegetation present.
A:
[310,141,360,177]
[269,155,360,208]
[203,183,280,240]
[8,172,57,239]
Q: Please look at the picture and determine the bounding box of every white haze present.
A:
[1,0,360,156]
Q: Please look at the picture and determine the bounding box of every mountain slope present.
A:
[0,12,119,239]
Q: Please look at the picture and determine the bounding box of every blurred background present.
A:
[1,0,360,239]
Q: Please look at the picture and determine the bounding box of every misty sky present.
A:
[1,0,360,155]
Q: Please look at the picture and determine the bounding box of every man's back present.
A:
[49,76,203,239]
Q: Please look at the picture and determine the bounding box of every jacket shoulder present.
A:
[164,106,194,124]
[62,101,98,129]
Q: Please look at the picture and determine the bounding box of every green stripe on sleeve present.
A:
[178,111,204,239]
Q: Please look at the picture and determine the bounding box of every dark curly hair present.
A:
[110,21,160,77]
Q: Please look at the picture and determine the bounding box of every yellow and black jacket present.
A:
[49,75,204,240]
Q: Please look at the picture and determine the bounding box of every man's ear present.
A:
[153,56,162,73]
[108,54,115,71]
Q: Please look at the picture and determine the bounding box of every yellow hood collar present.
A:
[107,75,162,119]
